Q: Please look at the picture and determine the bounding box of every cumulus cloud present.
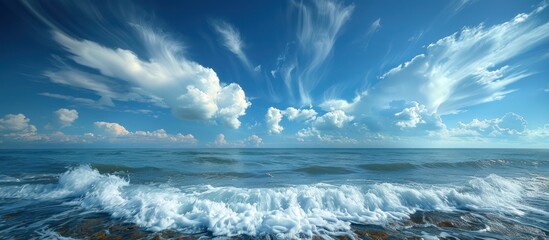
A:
[526,124,549,138]
[296,127,320,141]
[0,116,195,145]
[94,122,130,136]
[24,1,251,129]
[324,5,548,113]
[51,29,251,128]
[94,121,196,144]
[216,83,251,129]
[440,112,541,139]
[372,5,549,115]
[265,106,319,134]
[0,114,40,142]
[0,113,96,144]
[210,134,263,147]
[55,108,78,128]
[315,5,549,140]
[284,107,317,121]
[265,105,355,141]
[0,114,37,133]
[394,102,427,128]
[245,134,263,146]
[212,20,252,69]
[266,107,284,134]
[296,127,358,144]
[319,92,365,112]
[313,110,354,130]
[213,133,228,146]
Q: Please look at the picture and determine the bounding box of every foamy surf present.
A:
[1,165,547,239]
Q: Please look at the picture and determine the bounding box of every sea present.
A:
[0,148,547,239]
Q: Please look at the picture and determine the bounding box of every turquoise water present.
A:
[0,149,548,239]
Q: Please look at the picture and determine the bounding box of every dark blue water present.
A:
[0,149,548,239]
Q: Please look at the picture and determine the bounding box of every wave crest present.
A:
[0,165,547,238]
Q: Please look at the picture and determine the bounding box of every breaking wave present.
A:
[0,165,547,238]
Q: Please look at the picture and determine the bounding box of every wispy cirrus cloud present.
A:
[39,92,102,108]
[368,18,381,34]
[211,20,253,70]
[271,0,354,105]
[294,0,354,105]
[267,4,549,146]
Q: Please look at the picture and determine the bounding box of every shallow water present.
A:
[0,148,547,239]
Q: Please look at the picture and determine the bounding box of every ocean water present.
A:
[0,148,547,239]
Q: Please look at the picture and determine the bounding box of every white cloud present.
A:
[266,107,284,134]
[265,106,318,134]
[441,112,541,139]
[325,6,548,114]
[296,127,320,141]
[1,114,197,145]
[458,118,492,131]
[94,121,196,144]
[394,102,427,128]
[42,17,250,129]
[314,5,549,140]
[526,124,549,138]
[212,20,252,69]
[216,83,251,129]
[371,6,549,115]
[41,131,96,144]
[0,114,37,133]
[210,134,263,147]
[319,92,365,112]
[296,127,358,144]
[0,113,40,142]
[94,122,130,136]
[284,107,317,122]
[313,110,354,130]
[279,0,354,104]
[213,133,228,146]
[133,129,196,143]
[368,18,381,34]
[245,134,263,146]
[0,113,95,144]
[40,92,99,107]
[55,108,78,128]
[124,109,153,115]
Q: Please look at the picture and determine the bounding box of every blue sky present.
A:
[0,0,548,148]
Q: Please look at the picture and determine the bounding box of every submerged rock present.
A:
[355,230,390,240]
[436,221,456,228]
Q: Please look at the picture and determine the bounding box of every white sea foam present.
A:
[0,165,547,238]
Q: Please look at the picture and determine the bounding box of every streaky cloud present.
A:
[280,0,354,105]
[25,0,251,129]
[322,4,549,127]
[211,20,253,70]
